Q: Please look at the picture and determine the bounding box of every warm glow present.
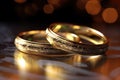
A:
[17,57,27,70]
[15,53,28,71]
[14,50,41,73]
[85,0,101,15]
[43,4,54,14]
[87,55,102,66]
[102,8,118,23]
[45,65,64,80]
[72,54,82,63]
[88,55,101,59]
[27,30,40,35]
[46,36,54,45]
[73,25,80,29]
[66,33,80,42]
[53,24,62,32]
[46,66,58,74]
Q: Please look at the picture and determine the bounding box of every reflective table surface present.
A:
[0,23,120,80]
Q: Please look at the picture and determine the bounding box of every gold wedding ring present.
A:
[46,23,109,55]
[14,30,72,56]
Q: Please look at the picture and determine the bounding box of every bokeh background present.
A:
[1,0,120,25]
[0,0,120,42]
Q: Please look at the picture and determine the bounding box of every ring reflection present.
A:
[14,50,107,80]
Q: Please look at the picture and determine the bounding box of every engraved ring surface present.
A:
[46,23,109,55]
[14,30,72,57]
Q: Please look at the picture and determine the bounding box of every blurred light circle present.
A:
[102,8,118,23]
[85,0,102,15]
[43,4,54,14]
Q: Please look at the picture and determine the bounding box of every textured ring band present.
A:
[14,30,72,56]
[46,23,109,55]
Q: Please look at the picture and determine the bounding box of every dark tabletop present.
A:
[0,22,120,80]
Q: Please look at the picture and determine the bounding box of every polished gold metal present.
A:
[14,30,72,56]
[46,23,109,55]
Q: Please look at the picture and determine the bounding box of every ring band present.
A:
[46,23,109,55]
[14,30,72,56]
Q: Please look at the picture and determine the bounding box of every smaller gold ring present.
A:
[46,23,109,55]
[14,30,72,56]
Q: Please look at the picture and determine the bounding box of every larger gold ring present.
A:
[14,30,72,56]
[46,23,109,55]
